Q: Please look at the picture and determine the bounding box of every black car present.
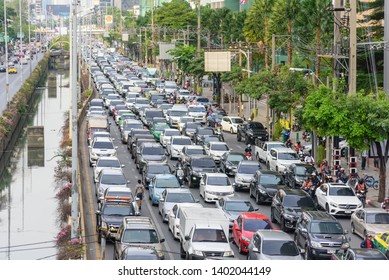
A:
[270,189,316,232]
[284,163,317,189]
[118,247,162,260]
[207,113,223,127]
[184,155,218,188]
[249,170,285,204]
[95,200,139,243]
[237,121,268,144]
[193,127,214,144]
[129,135,155,157]
[294,211,350,260]
[127,129,152,150]
[142,162,172,187]
[219,151,247,176]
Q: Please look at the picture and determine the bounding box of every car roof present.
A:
[279,188,310,196]
[205,173,228,177]
[101,169,125,175]
[304,211,337,221]
[185,145,204,150]
[270,147,296,153]
[258,170,282,175]
[209,141,228,145]
[155,174,177,179]
[256,230,292,241]
[164,188,192,194]
[171,136,191,140]
[360,208,388,214]
[93,137,113,143]
[122,216,155,229]
[106,186,132,192]
[327,183,349,188]
[140,142,162,148]
[239,160,261,166]
[97,156,119,161]
[350,248,388,259]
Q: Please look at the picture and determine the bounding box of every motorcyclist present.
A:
[320,159,330,180]
[301,177,313,194]
[355,179,367,194]
[245,144,252,154]
[285,138,293,148]
[175,157,184,170]
[304,153,315,165]
[294,141,304,153]
[336,168,348,184]
[381,197,389,211]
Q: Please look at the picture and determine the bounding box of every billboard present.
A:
[46,4,70,16]
[159,43,175,60]
[204,51,231,72]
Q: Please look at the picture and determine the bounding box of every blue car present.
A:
[148,174,181,205]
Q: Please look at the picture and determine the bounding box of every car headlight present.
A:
[258,187,266,194]
[330,202,338,208]
[226,191,235,195]
[223,250,234,257]
[283,213,295,220]
[310,241,322,248]
[357,203,363,208]
[192,171,200,177]
[241,236,250,242]
[157,251,165,258]
[154,190,160,196]
[193,250,203,256]
[101,221,107,229]
[341,242,350,249]
[140,159,147,164]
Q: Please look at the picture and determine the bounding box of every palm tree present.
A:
[243,0,274,70]
[269,0,300,66]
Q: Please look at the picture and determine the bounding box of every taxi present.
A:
[373,230,389,255]
[8,65,17,74]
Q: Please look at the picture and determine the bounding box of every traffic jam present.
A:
[84,46,389,261]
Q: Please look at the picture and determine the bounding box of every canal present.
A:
[0,69,70,260]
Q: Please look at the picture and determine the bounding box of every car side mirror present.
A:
[301,228,308,234]
[115,146,118,150]
[92,163,96,167]
[160,238,165,243]
[184,235,190,241]
[234,225,240,232]
[159,198,165,202]
[344,230,349,235]
[272,156,276,160]
[252,247,259,253]
[121,164,125,168]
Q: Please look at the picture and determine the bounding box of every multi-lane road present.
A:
[79,95,364,260]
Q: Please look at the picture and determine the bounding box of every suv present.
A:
[284,163,317,189]
[88,137,117,166]
[294,211,350,260]
[185,155,218,188]
[114,216,165,260]
[96,199,139,244]
[234,161,262,191]
[267,147,300,173]
[237,121,268,144]
[270,189,316,232]
[135,142,167,173]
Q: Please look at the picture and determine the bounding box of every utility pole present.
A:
[139,27,142,63]
[151,0,155,65]
[196,0,200,57]
[19,0,23,85]
[348,0,357,95]
[385,0,389,95]
[4,0,9,108]
[271,34,275,71]
[70,0,79,240]
[144,27,147,66]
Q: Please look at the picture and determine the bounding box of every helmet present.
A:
[340,168,345,171]
[384,197,389,202]
[247,144,251,148]
[297,141,301,145]
[311,172,316,176]
[178,158,182,162]
[359,179,364,184]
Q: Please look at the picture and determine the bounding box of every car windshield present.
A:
[126,98,136,103]
[165,130,180,136]
[153,124,169,131]
[238,164,261,174]
[207,176,230,186]
[122,252,159,260]
[122,229,159,244]
[165,84,177,89]
[186,123,200,129]
[310,221,344,234]
[172,138,191,145]
[192,229,228,243]
[93,141,114,149]
[102,204,134,216]
[188,107,205,112]
[259,174,284,185]
[329,187,355,196]
[198,129,214,135]
[101,174,127,185]
[295,166,317,176]
[243,219,273,231]
[107,95,121,100]
[211,144,229,151]
[187,149,206,155]
[262,240,299,256]
[179,91,190,96]
[196,98,209,103]
[192,158,216,168]
[283,195,315,208]
[180,118,194,124]
[366,213,389,224]
[143,147,164,155]
[146,111,164,118]
[170,110,187,117]
[97,159,121,168]
[248,123,264,129]
[165,193,195,203]
[155,178,180,188]
[148,165,170,174]
[227,154,245,162]
[136,99,149,104]
[204,137,220,144]
[124,123,143,130]
[231,118,243,124]
[278,152,298,160]
[225,201,254,212]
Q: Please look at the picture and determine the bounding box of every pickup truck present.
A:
[179,207,234,260]
[331,248,388,260]
[254,139,285,162]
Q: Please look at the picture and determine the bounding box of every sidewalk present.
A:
[200,84,384,208]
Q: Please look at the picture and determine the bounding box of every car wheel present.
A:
[255,193,261,205]
[266,162,270,170]
[281,218,287,232]
[325,204,330,213]
[249,187,253,198]
[304,246,311,260]
[270,208,276,223]
[351,223,356,234]
[230,128,233,134]
[238,241,244,254]
[180,245,186,259]
[237,133,241,142]
[245,137,249,145]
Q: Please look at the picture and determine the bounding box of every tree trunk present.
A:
[287,20,292,65]
[315,27,321,83]
[374,141,387,202]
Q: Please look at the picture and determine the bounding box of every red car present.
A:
[232,212,276,254]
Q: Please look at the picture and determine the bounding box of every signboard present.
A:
[105,15,113,25]
[159,43,175,60]
[204,52,231,72]
[46,4,70,16]
[122,34,129,42]
[17,32,25,39]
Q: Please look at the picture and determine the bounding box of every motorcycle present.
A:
[245,151,253,160]
[176,166,185,185]
[298,150,305,162]
[356,190,367,208]
[214,124,225,142]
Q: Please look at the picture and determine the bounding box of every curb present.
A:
[366,199,381,208]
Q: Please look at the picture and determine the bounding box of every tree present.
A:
[268,0,300,65]
[243,0,274,69]
[154,0,196,30]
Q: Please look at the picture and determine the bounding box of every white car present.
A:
[177,116,195,133]
[158,189,198,222]
[199,173,235,203]
[167,136,192,159]
[187,105,206,123]
[204,141,230,164]
[159,128,180,147]
[88,137,117,166]
[176,89,191,100]
[267,147,300,173]
[254,141,285,163]
[168,203,204,239]
[315,183,363,216]
[92,156,124,183]
[221,116,244,134]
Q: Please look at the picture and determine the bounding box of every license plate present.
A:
[327,249,336,254]
[345,210,351,214]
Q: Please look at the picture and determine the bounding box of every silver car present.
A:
[158,189,198,222]
[351,208,389,238]
[95,169,130,202]
[247,230,303,260]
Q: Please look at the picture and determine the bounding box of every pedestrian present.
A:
[360,234,376,249]
[374,157,379,168]
[361,150,368,170]
[134,179,145,210]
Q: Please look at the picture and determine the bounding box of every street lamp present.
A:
[3,0,9,108]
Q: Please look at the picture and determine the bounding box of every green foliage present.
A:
[154,0,196,30]
[273,120,283,141]
[317,144,326,166]
[243,0,274,44]
[221,63,242,85]
[167,44,196,74]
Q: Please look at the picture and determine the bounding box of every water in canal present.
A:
[0,69,70,260]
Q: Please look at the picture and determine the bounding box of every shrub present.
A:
[273,120,283,141]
